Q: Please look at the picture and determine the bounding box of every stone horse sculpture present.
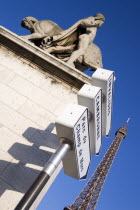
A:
[21,14,105,71]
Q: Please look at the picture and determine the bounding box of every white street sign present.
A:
[55,104,90,180]
[92,68,114,136]
[78,84,102,155]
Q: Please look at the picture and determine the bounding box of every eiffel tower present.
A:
[64,119,129,210]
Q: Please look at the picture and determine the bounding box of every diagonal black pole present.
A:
[15,143,70,210]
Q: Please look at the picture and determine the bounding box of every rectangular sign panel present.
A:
[55,104,90,180]
[78,84,102,155]
[92,68,114,137]
[74,109,90,178]
[94,90,102,153]
[106,73,114,135]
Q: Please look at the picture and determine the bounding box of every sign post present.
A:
[15,104,91,210]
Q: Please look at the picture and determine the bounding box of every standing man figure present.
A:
[66,13,105,66]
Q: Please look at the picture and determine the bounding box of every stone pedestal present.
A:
[0,26,92,209]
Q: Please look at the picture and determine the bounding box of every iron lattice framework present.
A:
[64,120,129,210]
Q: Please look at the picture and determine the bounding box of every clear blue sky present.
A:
[0,0,139,209]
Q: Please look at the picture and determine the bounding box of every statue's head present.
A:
[95,13,105,27]
[21,17,38,30]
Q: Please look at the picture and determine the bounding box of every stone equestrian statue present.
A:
[21,14,105,71]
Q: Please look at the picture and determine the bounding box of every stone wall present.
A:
[0,27,91,209]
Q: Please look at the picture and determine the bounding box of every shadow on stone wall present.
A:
[0,123,59,196]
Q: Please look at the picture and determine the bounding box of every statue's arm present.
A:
[80,17,96,28]
[21,32,44,40]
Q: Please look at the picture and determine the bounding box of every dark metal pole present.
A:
[15,143,70,210]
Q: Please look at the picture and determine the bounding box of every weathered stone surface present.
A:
[0,100,39,138]
[0,178,23,210]
[0,148,13,174]
[18,100,56,128]
[8,75,61,113]
[0,82,27,110]
[30,127,59,152]
[0,126,32,152]
[0,64,16,84]
[0,159,39,193]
